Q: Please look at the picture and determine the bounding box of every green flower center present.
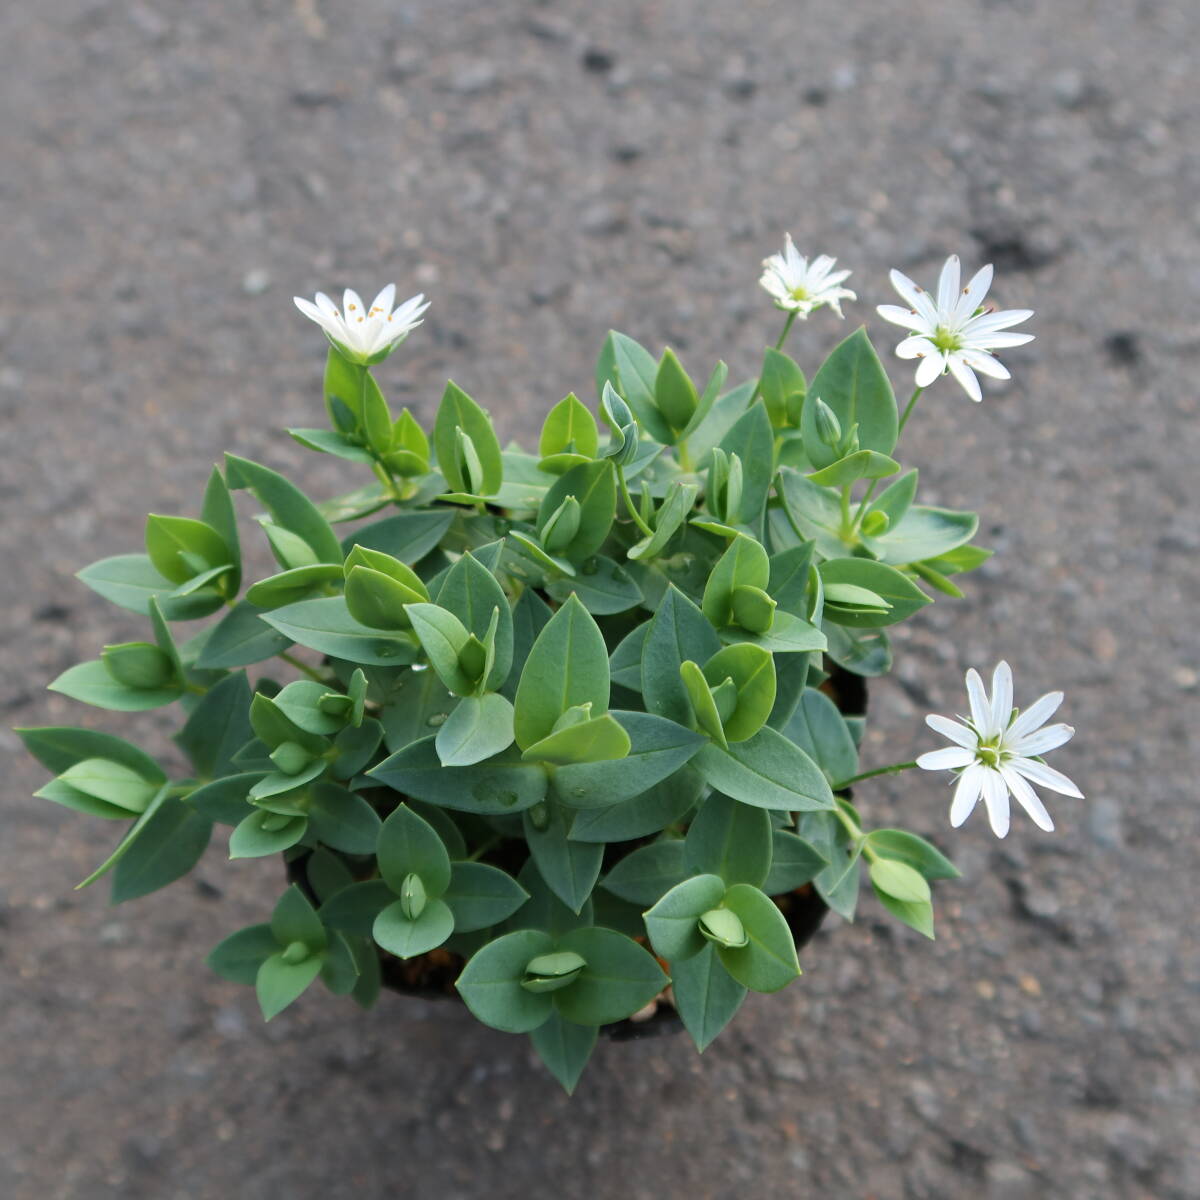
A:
[790,285,809,301]
[931,326,964,354]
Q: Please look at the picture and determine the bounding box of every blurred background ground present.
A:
[2,1,1198,1197]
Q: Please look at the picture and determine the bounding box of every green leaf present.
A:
[523,801,604,913]
[175,672,254,778]
[32,778,138,820]
[307,783,382,855]
[685,792,772,888]
[641,586,721,726]
[77,554,221,620]
[18,726,167,785]
[568,766,703,843]
[228,810,308,859]
[700,643,776,743]
[319,880,394,937]
[553,926,669,1026]
[371,736,549,815]
[537,460,616,562]
[802,328,897,469]
[271,884,328,949]
[601,838,688,906]
[864,505,978,565]
[717,402,775,527]
[405,603,475,694]
[436,693,516,766]
[759,347,806,429]
[225,453,343,565]
[523,713,630,766]
[110,799,213,903]
[873,888,936,939]
[261,597,416,667]
[552,712,704,808]
[806,449,900,488]
[288,427,376,463]
[456,929,556,1033]
[49,659,182,712]
[196,601,295,668]
[321,931,362,995]
[256,951,323,1020]
[443,861,529,932]
[801,809,861,920]
[376,804,452,898]
[539,392,600,466]
[763,830,829,894]
[608,331,674,444]
[716,884,801,992]
[186,774,260,825]
[864,829,960,880]
[655,347,698,431]
[818,559,930,627]
[513,594,610,750]
[144,514,232,585]
[627,480,698,562]
[53,758,159,812]
[775,468,850,561]
[823,623,893,677]
[372,897,455,958]
[703,534,770,629]
[695,727,834,812]
[783,687,859,786]
[545,555,643,615]
[305,847,356,903]
[530,1010,597,1094]
[868,857,931,904]
[207,923,278,985]
[643,874,726,962]
[434,550,513,687]
[341,510,456,564]
[671,944,748,1052]
[434,381,503,495]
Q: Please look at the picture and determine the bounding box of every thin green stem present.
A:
[897,386,924,438]
[833,760,920,792]
[838,483,853,537]
[616,465,655,537]
[466,835,502,863]
[850,480,881,532]
[279,651,329,684]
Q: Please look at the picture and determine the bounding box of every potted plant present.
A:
[18,241,1082,1092]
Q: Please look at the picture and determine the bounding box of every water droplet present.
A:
[410,662,428,672]
[376,644,399,659]
[611,567,629,583]
[499,790,519,807]
[426,713,448,727]
[581,557,599,576]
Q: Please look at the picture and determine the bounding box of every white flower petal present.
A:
[1010,758,1083,799]
[294,296,327,324]
[1009,723,1074,757]
[965,668,992,734]
[950,764,986,827]
[877,304,930,332]
[342,288,366,319]
[1000,767,1056,832]
[936,255,961,314]
[964,331,1035,351]
[959,349,1011,380]
[981,769,1011,838]
[315,292,340,320]
[990,661,1013,733]
[1006,691,1063,741]
[964,308,1033,334]
[917,747,976,771]
[925,713,978,749]
[947,354,983,401]
[896,335,937,360]
[954,263,993,323]
[889,269,940,325]
[914,351,946,388]
[370,283,396,315]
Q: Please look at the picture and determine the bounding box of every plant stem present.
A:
[279,651,329,683]
[839,483,852,537]
[466,835,502,863]
[897,386,924,438]
[833,760,920,792]
[616,465,655,537]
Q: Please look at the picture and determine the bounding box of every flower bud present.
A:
[281,940,311,965]
[540,496,582,554]
[698,908,748,949]
[270,741,313,776]
[861,510,890,537]
[521,951,586,993]
[731,584,777,634]
[454,427,486,495]
[813,397,842,450]
[261,521,321,570]
[400,873,427,921]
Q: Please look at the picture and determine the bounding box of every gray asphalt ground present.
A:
[3,2,1198,1197]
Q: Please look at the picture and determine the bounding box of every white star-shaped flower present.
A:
[877,255,1034,401]
[759,235,856,318]
[294,284,430,363]
[917,661,1082,838]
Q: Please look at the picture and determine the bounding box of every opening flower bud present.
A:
[861,510,890,537]
[698,907,748,949]
[455,427,486,495]
[731,584,777,634]
[259,812,295,834]
[344,565,425,631]
[540,495,582,554]
[520,951,587,993]
[261,521,321,570]
[400,873,427,921]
